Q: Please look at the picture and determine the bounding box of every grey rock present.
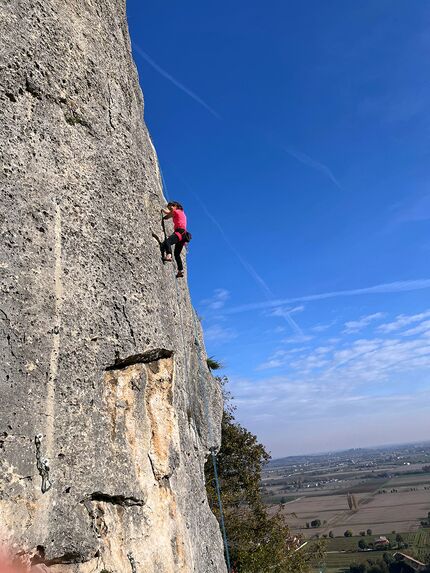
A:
[0,1,226,571]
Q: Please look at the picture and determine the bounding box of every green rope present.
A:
[192,310,231,572]
[211,449,232,572]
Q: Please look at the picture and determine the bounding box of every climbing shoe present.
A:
[176,271,184,278]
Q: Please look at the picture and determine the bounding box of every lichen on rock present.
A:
[0,1,226,571]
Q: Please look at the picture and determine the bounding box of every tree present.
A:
[358,539,367,550]
[367,529,373,536]
[329,531,334,538]
[382,553,394,566]
[349,563,367,573]
[344,530,353,537]
[311,519,321,528]
[205,377,325,572]
[395,534,404,545]
[206,356,223,371]
[349,554,417,573]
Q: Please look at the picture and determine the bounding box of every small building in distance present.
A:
[374,536,390,548]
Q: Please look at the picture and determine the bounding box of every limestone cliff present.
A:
[0,1,226,571]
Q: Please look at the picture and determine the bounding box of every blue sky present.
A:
[127,1,430,457]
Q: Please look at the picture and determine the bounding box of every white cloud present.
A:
[378,310,430,333]
[311,320,337,333]
[255,318,430,390]
[343,312,385,333]
[314,346,333,355]
[204,323,237,343]
[233,334,430,417]
[257,358,287,370]
[201,288,230,310]
[270,305,305,317]
[282,334,314,344]
[232,306,430,456]
[402,319,430,336]
[257,347,310,370]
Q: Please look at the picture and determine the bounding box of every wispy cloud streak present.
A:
[343,312,385,333]
[223,279,430,314]
[378,310,430,333]
[193,194,303,336]
[284,147,341,190]
[132,44,221,119]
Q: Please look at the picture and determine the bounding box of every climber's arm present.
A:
[161,207,173,219]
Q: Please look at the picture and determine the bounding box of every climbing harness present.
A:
[159,169,231,572]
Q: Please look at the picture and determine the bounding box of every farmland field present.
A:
[263,442,430,572]
[281,486,430,537]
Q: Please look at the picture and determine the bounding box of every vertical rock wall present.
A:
[0,1,226,571]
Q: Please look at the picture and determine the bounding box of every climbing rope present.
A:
[158,171,231,571]
[211,449,232,572]
[192,309,232,573]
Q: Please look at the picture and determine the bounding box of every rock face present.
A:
[0,1,226,571]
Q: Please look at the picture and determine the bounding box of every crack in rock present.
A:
[43,552,82,566]
[86,492,144,507]
[105,348,173,371]
[122,300,137,347]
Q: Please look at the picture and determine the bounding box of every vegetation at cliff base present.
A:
[348,554,430,572]
[205,377,324,573]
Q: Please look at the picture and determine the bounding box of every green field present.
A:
[321,550,397,573]
[312,529,430,572]
[403,529,430,561]
[325,535,382,551]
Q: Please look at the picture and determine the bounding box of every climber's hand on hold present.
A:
[161,207,173,219]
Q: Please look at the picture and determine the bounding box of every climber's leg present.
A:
[174,241,185,275]
[161,234,179,261]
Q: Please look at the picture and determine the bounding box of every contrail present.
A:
[284,146,341,190]
[157,163,303,336]
[192,193,303,337]
[132,44,221,120]
[223,279,430,314]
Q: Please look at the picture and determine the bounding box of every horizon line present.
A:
[269,438,430,462]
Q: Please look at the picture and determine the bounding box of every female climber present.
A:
[161,201,190,278]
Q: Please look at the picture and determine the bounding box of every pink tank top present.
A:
[172,209,187,230]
